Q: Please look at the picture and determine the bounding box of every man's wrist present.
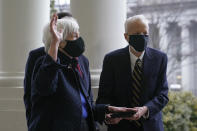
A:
[143,106,148,113]
[142,106,149,119]
[105,104,110,114]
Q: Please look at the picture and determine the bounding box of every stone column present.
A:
[180,23,193,92]
[187,21,197,96]
[0,0,49,130]
[0,0,50,87]
[70,0,127,89]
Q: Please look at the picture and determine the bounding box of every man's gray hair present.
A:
[42,17,79,52]
[125,15,149,33]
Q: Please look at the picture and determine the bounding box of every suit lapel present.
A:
[121,46,134,106]
[122,46,133,86]
[142,47,154,103]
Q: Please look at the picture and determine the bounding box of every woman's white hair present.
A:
[125,14,149,33]
[42,17,79,52]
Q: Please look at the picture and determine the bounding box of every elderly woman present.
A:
[29,14,130,131]
[24,12,73,128]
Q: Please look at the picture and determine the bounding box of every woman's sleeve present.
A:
[31,54,63,96]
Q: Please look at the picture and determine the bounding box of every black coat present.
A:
[24,48,106,131]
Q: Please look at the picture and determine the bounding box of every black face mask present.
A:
[129,35,149,52]
[63,37,85,57]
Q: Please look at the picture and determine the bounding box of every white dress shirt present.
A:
[129,46,145,72]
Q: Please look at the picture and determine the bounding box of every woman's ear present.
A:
[76,32,79,38]
[72,32,79,40]
[59,41,67,48]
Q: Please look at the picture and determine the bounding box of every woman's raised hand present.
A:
[48,14,63,61]
[50,14,63,47]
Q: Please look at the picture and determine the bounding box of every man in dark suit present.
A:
[96,15,169,131]
[25,14,130,131]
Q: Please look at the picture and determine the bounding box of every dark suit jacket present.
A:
[96,46,169,131]
[24,47,45,126]
[27,51,106,131]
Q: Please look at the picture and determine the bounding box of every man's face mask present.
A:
[63,37,85,57]
[129,35,149,52]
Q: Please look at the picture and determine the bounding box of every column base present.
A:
[0,72,24,87]
[0,72,26,131]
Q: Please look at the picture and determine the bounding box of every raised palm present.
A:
[50,14,63,46]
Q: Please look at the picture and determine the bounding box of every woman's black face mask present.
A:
[63,37,85,57]
[129,35,149,52]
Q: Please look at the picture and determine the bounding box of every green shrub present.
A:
[163,91,197,131]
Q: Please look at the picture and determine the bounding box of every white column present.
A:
[0,0,50,87]
[0,0,49,131]
[180,23,193,92]
[70,0,127,88]
[0,0,2,55]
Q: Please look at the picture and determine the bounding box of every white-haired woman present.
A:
[24,12,73,129]
[29,14,131,131]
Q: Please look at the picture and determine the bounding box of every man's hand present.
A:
[105,113,122,125]
[108,106,131,113]
[105,106,133,125]
[124,106,148,121]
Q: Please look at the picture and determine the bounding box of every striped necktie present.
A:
[131,58,143,127]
